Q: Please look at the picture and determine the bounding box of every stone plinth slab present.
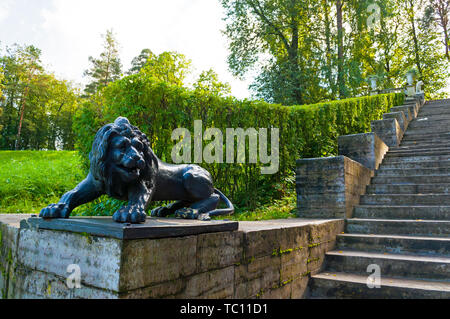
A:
[21,217,238,240]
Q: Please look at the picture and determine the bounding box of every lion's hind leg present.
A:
[151,201,190,217]
[174,194,220,221]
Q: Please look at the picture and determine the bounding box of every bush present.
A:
[73,73,404,211]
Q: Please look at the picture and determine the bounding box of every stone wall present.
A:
[0,215,344,299]
[296,156,373,219]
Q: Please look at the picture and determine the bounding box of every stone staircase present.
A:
[308,99,450,298]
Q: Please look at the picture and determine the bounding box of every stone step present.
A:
[324,250,450,281]
[409,118,450,128]
[391,144,450,152]
[309,272,450,299]
[402,126,450,135]
[385,149,450,157]
[336,234,450,257]
[381,161,450,170]
[346,219,450,237]
[382,155,450,164]
[402,132,450,142]
[418,109,450,116]
[372,175,450,184]
[400,138,450,149]
[354,205,450,220]
[376,168,450,176]
[360,194,450,205]
[366,184,450,194]
[413,113,450,121]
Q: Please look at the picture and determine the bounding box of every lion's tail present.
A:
[208,189,235,217]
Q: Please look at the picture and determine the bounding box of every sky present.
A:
[0,0,253,99]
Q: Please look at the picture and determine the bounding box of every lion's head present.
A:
[89,117,158,199]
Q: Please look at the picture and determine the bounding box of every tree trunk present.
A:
[324,0,336,98]
[289,19,303,105]
[407,0,423,75]
[336,0,346,98]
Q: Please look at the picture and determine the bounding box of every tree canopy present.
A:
[221,0,450,104]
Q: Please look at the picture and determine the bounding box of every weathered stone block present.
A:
[383,111,408,132]
[196,231,242,273]
[8,266,117,299]
[338,132,389,170]
[17,228,122,292]
[296,156,372,219]
[182,266,234,299]
[234,255,281,298]
[0,215,22,298]
[391,105,416,121]
[371,118,403,147]
[120,236,197,291]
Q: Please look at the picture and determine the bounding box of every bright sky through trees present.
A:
[0,0,253,98]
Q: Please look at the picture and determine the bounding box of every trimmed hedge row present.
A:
[73,73,404,208]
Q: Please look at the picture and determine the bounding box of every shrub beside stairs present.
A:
[304,97,450,298]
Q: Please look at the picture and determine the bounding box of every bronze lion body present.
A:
[40,117,234,223]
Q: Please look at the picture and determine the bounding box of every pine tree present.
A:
[83,29,122,96]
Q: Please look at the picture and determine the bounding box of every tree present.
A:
[128,48,154,75]
[15,45,42,149]
[193,69,231,96]
[140,51,191,86]
[427,0,450,60]
[0,67,4,134]
[84,29,122,96]
[0,44,80,150]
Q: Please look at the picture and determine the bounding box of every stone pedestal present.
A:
[0,215,344,299]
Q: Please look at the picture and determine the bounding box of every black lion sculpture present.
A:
[40,117,234,224]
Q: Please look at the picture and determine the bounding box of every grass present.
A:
[214,191,297,221]
[0,150,297,220]
[0,151,84,214]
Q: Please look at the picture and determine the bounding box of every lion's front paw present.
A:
[113,206,147,224]
[40,203,70,219]
[174,207,200,220]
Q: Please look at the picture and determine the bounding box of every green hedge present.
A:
[73,73,404,209]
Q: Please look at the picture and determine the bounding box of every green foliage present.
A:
[83,29,122,96]
[193,69,231,97]
[140,51,191,86]
[0,44,80,150]
[127,48,154,75]
[221,0,449,104]
[0,67,4,133]
[74,72,403,211]
[0,151,84,214]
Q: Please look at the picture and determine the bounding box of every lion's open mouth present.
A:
[117,164,140,178]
